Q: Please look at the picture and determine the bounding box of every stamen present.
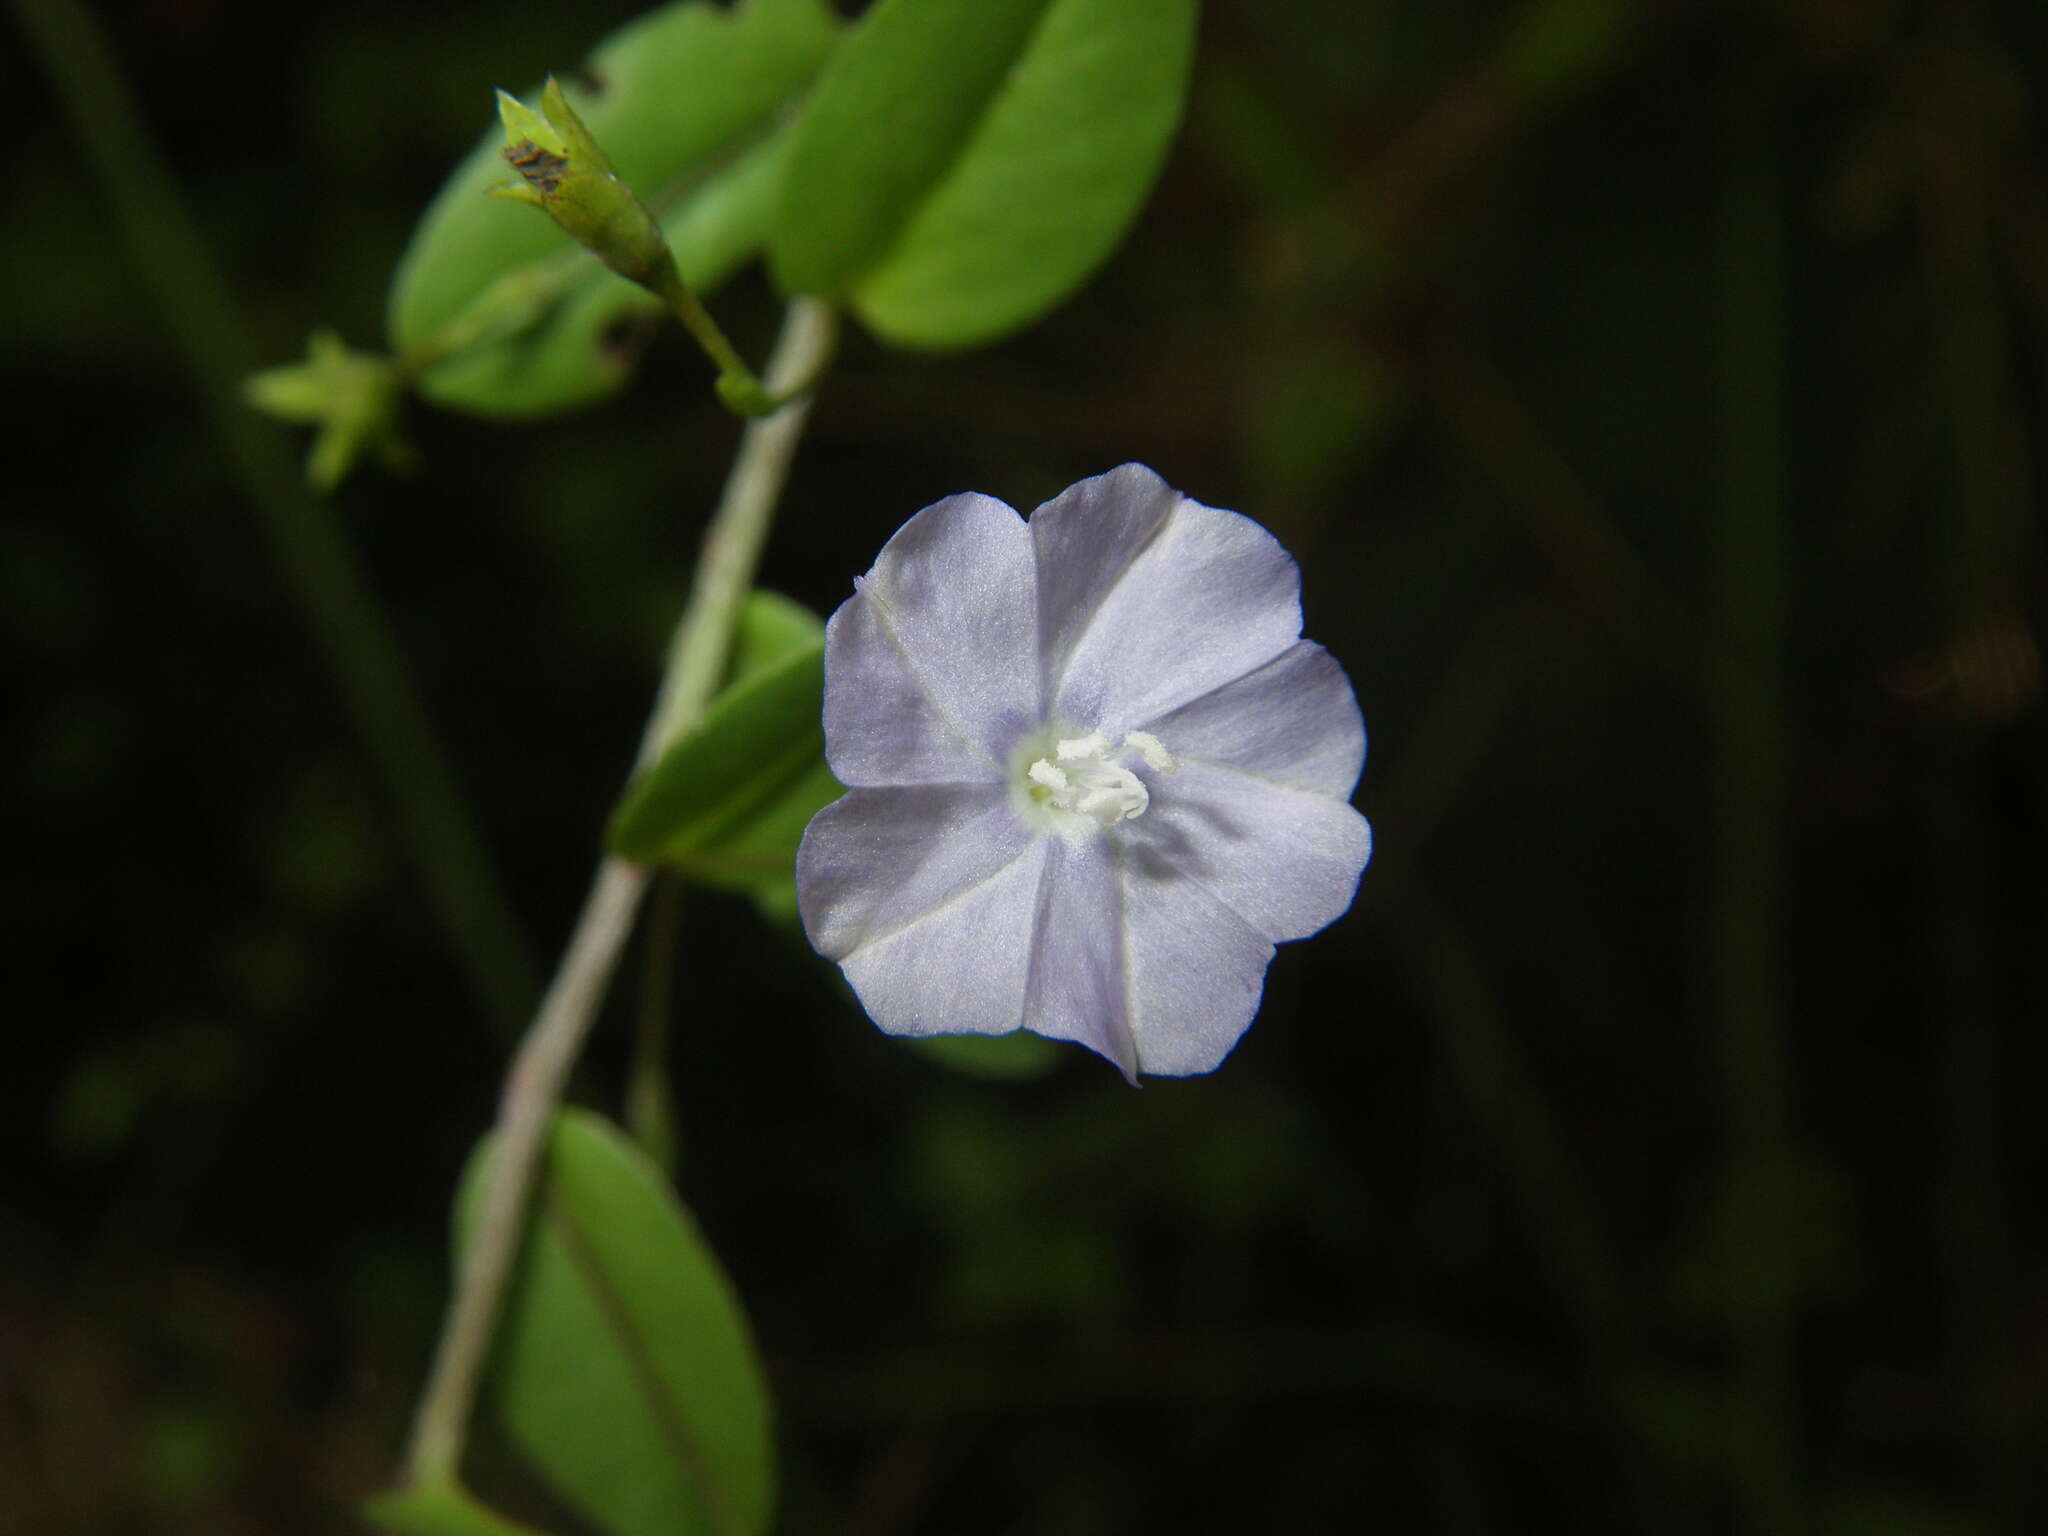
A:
[1075,767,1149,826]
[1056,731,1110,761]
[1122,731,1176,774]
[1019,727,1174,832]
[1028,760,1069,791]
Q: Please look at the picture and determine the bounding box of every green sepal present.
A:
[494,79,673,292]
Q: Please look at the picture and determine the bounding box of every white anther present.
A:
[1018,726,1171,834]
[1028,759,1070,791]
[1075,766,1149,826]
[1056,731,1110,761]
[1122,731,1177,774]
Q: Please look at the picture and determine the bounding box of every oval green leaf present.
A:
[608,592,838,876]
[390,0,840,418]
[456,1110,773,1536]
[771,0,1197,348]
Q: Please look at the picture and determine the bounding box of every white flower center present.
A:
[1013,727,1177,835]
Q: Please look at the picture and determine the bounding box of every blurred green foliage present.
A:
[5,0,2046,1533]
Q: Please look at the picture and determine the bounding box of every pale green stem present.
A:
[13,0,538,1034]
[640,299,837,763]
[650,267,765,405]
[402,856,649,1485]
[397,297,836,1492]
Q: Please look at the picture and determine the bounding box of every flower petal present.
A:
[797,785,1030,960]
[1044,488,1303,732]
[1020,838,1138,1080]
[836,836,1050,1038]
[1141,640,1366,798]
[843,491,1040,773]
[1028,463,1180,703]
[822,587,1005,787]
[1120,762,1371,943]
[1115,849,1277,1076]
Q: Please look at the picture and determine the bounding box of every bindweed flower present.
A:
[796,466,1372,1080]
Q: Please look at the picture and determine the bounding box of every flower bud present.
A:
[492,78,673,293]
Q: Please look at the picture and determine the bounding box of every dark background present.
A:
[5,0,2046,1531]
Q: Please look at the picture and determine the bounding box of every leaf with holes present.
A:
[457,1110,774,1536]
[770,0,1197,347]
[391,0,840,418]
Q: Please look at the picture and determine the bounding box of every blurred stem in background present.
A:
[1368,600,1676,1527]
[11,0,538,1034]
[1714,72,1796,1534]
[1918,20,2035,1527]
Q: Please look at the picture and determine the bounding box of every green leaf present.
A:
[364,1473,549,1536]
[607,592,840,881]
[771,0,1197,348]
[390,0,841,418]
[721,587,823,687]
[457,1110,773,1536]
[908,1032,1064,1081]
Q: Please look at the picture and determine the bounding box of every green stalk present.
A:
[13,0,537,1032]
[394,297,835,1497]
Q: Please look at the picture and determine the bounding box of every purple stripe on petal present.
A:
[1115,849,1275,1077]
[1021,837,1137,1081]
[797,785,1028,961]
[858,491,1041,766]
[1050,496,1303,733]
[1029,464,1180,706]
[1125,761,1372,943]
[839,838,1050,1039]
[1140,641,1366,799]
[822,589,1007,787]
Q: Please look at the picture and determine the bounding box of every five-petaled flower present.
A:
[796,465,1372,1080]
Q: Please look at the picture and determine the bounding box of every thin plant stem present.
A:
[647,269,831,420]
[12,0,538,1032]
[653,268,764,390]
[403,855,650,1483]
[397,297,836,1493]
[640,300,837,763]
[1714,84,1797,1534]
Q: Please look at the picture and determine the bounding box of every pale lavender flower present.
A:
[796,465,1372,1080]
